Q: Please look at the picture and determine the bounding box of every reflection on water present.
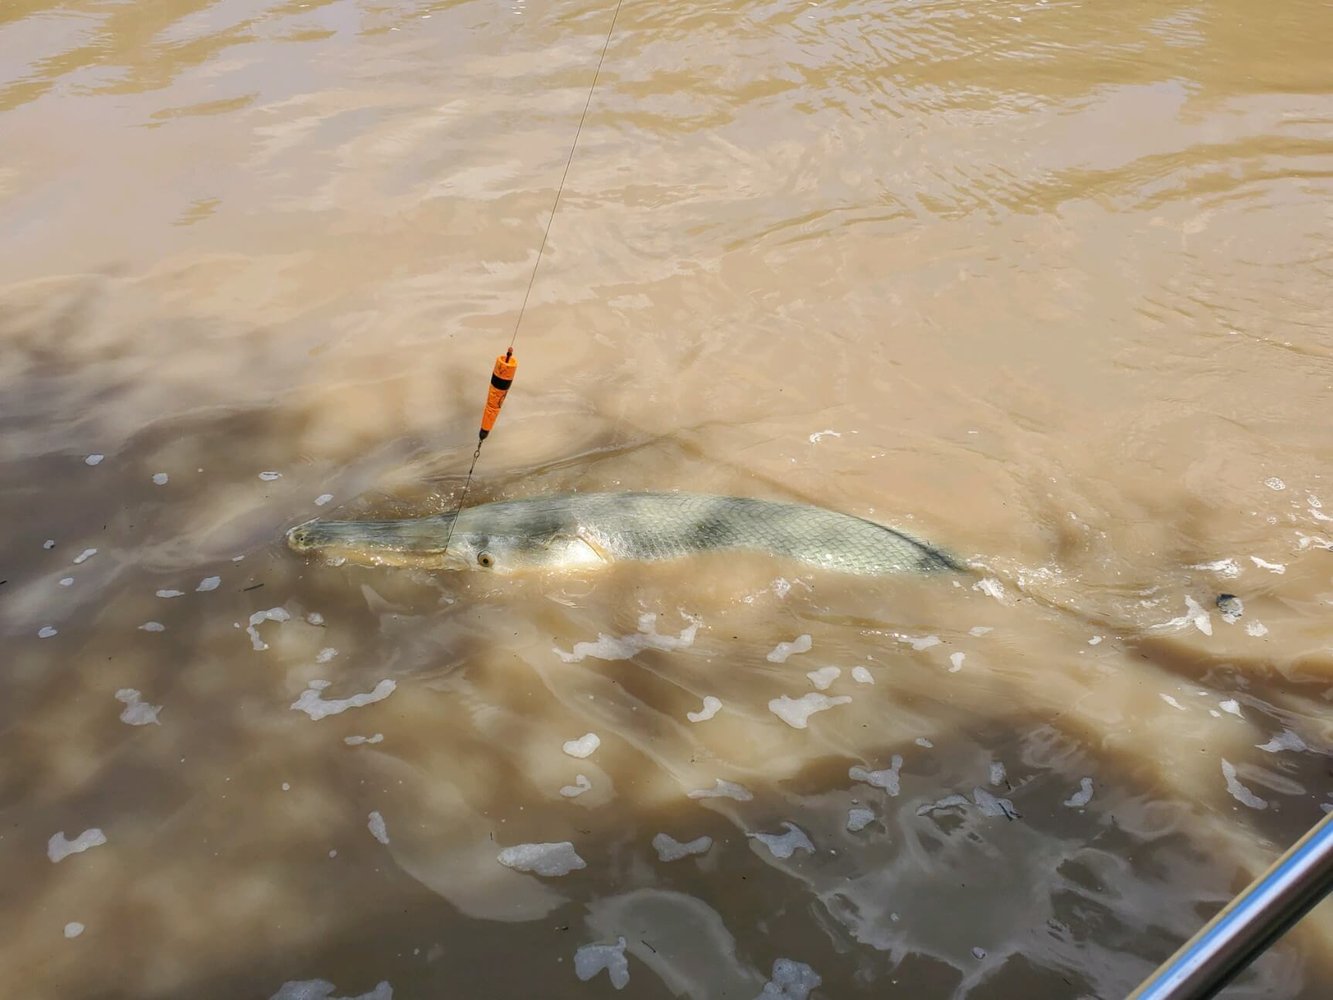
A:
[2,0,1332,997]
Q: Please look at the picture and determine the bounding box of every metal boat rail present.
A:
[1129,810,1333,999]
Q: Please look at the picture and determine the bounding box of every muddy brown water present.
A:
[2,1,1332,997]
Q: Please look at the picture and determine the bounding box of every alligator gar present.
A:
[286,492,962,577]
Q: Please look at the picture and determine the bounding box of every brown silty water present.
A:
[2,0,1331,997]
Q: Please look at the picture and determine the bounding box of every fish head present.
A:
[438,528,505,572]
[285,513,601,574]
[442,521,606,575]
[286,493,613,574]
[286,515,471,570]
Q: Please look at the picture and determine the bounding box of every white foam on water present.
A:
[562,733,600,758]
[138,621,165,632]
[1220,699,1243,718]
[973,578,1005,601]
[851,666,874,684]
[156,589,185,599]
[574,937,629,990]
[687,779,753,801]
[808,429,841,443]
[1264,477,1286,491]
[1064,777,1095,808]
[766,633,812,663]
[901,634,941,651]
[916,794,972,816]
[59,577,74,587]
[806,666,840,690]
[1152,596,1213,636]
[1190,558,1240,579]
[269,980,392,1000]
[1246,622,1269,637]
[915,737,934,748]
[152,472,168,485]
[968,626,993,637]
[948,651,965,672]
[271,981,326,1000]
[1160,694,1187,711]
[1185,596,1212,635]
[972,787,1018,818]
[316,647,338,664]
[64,922,84,939]
[291,679,396,720]
[343,733,384,746]
[560,774,592,798]
[307,612,325,626]
[1088,635,1103,646]
[48,828,106,863]
[750,822,815,859]
[496,842,586,876]
[768,693,851,729]
[989,762,1007,785]
[367,811,389,845]
[556,613,699,663]
[1249,556,1286,574]
[686,696,722,722]
[850,755,903,796]
[846,808,875,832]
[258,471,281,481]
[1256,730,1308,753]
[247,607,291,650]
[115,689,161,726]
[315,494,334,506]
[652,833,712,861]
[73,548,97,564]
[85,454,104,466]
[771,577,792,598]
[196,576,221,592]
[1221,760,1267,809]
[1297,531,1331,550]
[37,626,58,638]
[757,958,821,1000]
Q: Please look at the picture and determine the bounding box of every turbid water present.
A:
[2,1,1331,997]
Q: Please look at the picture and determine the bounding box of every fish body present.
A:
[286,491,962,576]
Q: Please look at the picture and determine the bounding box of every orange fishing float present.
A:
[479,349,518,440]
[441,0,623,556]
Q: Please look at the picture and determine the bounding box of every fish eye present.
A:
[477,551,493,568]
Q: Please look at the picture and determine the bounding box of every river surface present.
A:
[2,1,1332,997]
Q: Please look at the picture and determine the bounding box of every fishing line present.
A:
[509,0,626,353]
[442,0,626,556]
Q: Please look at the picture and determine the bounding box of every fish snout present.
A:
[286,520,320,552]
